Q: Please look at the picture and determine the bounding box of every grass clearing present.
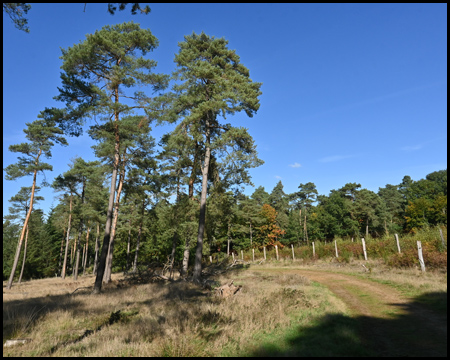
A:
[3,258,447,357]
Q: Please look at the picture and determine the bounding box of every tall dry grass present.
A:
[3,268,347,357]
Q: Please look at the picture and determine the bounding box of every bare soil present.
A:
[253,268,447,357]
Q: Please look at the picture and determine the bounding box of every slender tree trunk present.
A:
[73,233,80,279]
[7,162,39,290]
[182,147,199,277]
[93,222,100,275]
[126,220,132,272]
[74,177,86,281]
[93,109,120,294]
[193,117,211,282]
[366,218,369,238]
[132,200,145,274]
[18,225,29,284]
[227,222,231,256]
[104,163,126,283]
[250,221,252,247]
[83,222,90,276]
[58,228,66,277]
[304,208,309,246]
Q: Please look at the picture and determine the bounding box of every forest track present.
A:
[252,268,447,357]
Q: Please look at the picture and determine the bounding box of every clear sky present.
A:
[3,3,447,218]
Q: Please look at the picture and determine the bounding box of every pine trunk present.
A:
[132,200,145,274]
[7,159,39,290]
[58,228,66,277]
[193,117,211,282]
[104,163,125,283]
[18,225,29,284]
[83,223,90,276]
[126,220,132,272]
[93,114,120,293]
[93,222,100,275]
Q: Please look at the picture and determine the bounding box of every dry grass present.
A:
[3,259,446,357]
[3,267,345,357]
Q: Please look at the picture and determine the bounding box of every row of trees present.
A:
[4,22,262,291]
[3,20,447,291]
[4,167,447,283]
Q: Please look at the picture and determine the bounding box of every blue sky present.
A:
[3,3,447,218]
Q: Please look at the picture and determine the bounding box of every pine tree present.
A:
[168,32,262,281]
[54,21,168,293]
[4,116,67,289]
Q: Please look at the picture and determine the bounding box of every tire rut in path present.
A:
[254,268,447,357]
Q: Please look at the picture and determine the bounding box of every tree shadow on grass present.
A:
[247,291,447,357]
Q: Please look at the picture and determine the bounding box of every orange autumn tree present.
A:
[257,204,286,247]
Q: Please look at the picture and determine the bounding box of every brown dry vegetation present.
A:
[3,259,447,357]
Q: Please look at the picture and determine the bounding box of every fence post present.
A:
[209,256,212,264]
[291,244,295,260]
[361,237,367,261]
[252,248,255,262]
[275,245,279,260]
[312,241,315,258]
[335,240,338,258]
[417,241,425,272]
[395,233,401,254]
[241,250,244,260]
[263,246,266,260]
[232,252,235,262]
[439,229,446,249]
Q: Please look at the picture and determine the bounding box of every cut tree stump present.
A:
[214,280,242,298]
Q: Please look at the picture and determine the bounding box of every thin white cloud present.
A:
[319,155,355,163]
[275,175,282,179]
[401,144,423,151]
[289,162,302,168]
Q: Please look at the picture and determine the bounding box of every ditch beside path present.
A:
[253,268,447,357]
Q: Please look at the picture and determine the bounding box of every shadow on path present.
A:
[248,291,447,357]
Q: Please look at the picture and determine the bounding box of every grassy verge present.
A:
[3,258,447,357]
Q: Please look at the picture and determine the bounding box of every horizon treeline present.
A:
[3,168,447,281]
[3,21,447,285]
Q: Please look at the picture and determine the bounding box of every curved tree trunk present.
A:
[18,225,29,284]
[6,159,39,290]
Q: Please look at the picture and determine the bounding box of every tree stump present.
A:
[214,280,242,298]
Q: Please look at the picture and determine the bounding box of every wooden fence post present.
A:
[241,250,244,260]
[439,229,446,249]
[361,238,367,261]
[417,241,425,272]
[312,242,315,258]
[291,244,295,260]
[232,252,235,262]
[335,240,338,258]
[395,233,401,254]
[275,245,279,260]
[263,246,266,260]
[252,248,255,262]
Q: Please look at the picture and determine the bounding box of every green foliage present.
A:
[3,3,31,33]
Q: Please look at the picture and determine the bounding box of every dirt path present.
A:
[253,268,447,357]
